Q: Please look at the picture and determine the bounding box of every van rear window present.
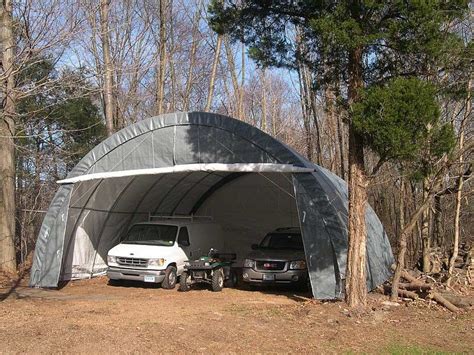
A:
[123,224,178,246]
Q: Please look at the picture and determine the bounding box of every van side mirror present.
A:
[179,240,190,247]
[251,244,259,250]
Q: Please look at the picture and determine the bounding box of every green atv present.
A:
[179,249,237,292]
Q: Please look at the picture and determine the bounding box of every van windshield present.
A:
[122,224,178,246]
[259,233,303,250]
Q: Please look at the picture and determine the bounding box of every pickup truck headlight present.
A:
[107,255,116,264]
[148,258,165,267]
[289,260,307,270]
[243,259,255,268]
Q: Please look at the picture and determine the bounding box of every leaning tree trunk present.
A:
[155,0,167,115]
[421,178,431,273]
[0,0,17,273]
[345,46,368,308]
[183,5,201,111]
[205,33,222,112]
[99,0,115,136]
[391,176,405,301]
[260,68,267,131]
[447,79,471,284]
[391,193,434,300]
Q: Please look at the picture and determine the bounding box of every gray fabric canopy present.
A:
[30,111,393,299]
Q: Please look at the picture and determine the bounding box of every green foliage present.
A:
[352,77,455,177]
[209,0,466,175]
[16,58,105,175]
[209,1,470,85]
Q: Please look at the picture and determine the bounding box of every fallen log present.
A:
[383,285,418,299]
[437,292,474,309]
[397,289,419,300]
[428,292,460,313]
[398,283,432,292]
[389,266,461,312]
[399,270,425,286]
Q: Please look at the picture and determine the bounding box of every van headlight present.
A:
[243,259,255,268]
[289,260,306,270]
[107,255,116,264]
[148,258,165,267]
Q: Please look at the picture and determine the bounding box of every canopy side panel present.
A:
[293,174,341,299]
[29,185,73,287]
[365,205,394,288]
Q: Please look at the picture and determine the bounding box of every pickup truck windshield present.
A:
[259,233,303,250]
[122,224,178,246]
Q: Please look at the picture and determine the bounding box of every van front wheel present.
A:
[162,265,177,289]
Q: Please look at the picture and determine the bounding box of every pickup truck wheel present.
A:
[161,265,177,289]
[179,271,191,292]
[211,268,224,292]
[108,279,122,286]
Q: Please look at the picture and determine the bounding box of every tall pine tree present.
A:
[209,0,469,307]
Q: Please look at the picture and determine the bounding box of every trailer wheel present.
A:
[211,268,224,292]
[161,265,177,289]
[179,271,191,292]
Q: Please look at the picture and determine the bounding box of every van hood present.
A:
[246,249,305,261]
[108,243,177,259]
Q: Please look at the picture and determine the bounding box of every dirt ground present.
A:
[0,276,472,354]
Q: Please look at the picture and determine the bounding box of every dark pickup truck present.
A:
[242,228,309,289]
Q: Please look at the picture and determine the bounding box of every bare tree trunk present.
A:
[447,79,471,283]
[261,68,267,131]
[239,41,245,120]
[421,178,431,273]
[332,84,346,180]
[345,46,368,308]
[224,36,240,118]
[183,6,201,111]
[433,195,443,248]
[168,1,176,112]
[296,63,312,161]
[205,33,222,112]
[301,63,322,165]
[99,0,115,136]
[391,176,405,301]
[155,0,168,115]
[0,0,17,273]
[391,190,434,300]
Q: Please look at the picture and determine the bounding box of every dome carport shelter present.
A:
[30,112,394,299]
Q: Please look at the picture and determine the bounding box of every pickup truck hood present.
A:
[108,243,177,259]
[246,249,305,261]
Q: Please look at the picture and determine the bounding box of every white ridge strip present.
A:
[57,163,314,184]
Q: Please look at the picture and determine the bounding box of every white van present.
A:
[106,219,225,289]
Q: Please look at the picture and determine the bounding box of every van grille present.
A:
[256,260,286,271]
[117,257,148,267]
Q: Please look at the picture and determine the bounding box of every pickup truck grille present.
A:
[116,257,148,267]
[256,260,286,271]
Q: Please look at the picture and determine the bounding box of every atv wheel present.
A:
[211,267,224,292]
[179,271,191,292]
[161,265,177,289]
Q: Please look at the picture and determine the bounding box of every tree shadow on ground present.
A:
[0,267,31,301]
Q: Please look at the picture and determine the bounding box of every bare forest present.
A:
[0,0,472,313]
